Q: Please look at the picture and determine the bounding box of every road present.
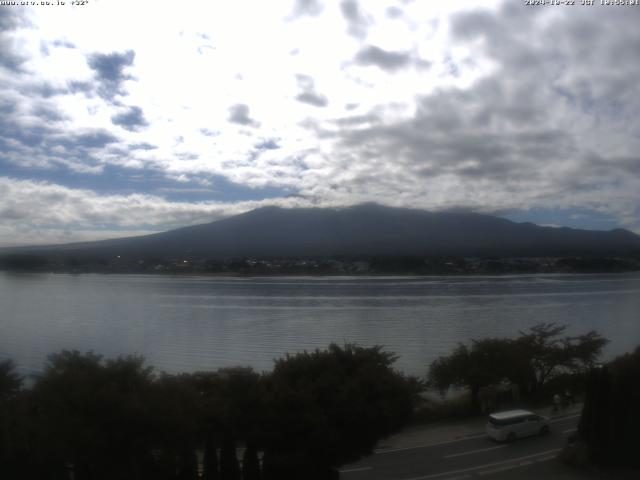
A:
[339,413,580,480]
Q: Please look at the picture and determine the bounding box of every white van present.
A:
[486,409,549,442]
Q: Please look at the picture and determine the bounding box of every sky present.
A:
[1,0,640,247]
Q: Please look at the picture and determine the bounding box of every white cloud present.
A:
[0,176,314,247]
[1,1,640,244]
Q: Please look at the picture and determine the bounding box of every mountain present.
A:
[5,204,640,260]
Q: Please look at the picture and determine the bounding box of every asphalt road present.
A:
[339,413,580,480]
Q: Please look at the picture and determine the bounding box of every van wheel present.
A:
[506,432,516,442]
[540,426,549,435]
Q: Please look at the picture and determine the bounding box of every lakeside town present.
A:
[2,253,639,275]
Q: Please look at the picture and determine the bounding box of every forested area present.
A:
[2,324,635,478]
[575,346,640,468]
[0,344,421,480]
[428,323,608,412]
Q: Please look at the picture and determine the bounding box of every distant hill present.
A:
[4,204,640,260]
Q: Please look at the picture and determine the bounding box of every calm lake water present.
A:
[1,272,639,377]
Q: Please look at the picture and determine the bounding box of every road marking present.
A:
[376,414,580,455]
[444,445,508,459]
[477,453,556,477]
[549,414,580,423]
[562,428,577,434]
[339,466,372,473]
[399,448,562,480]
[375,433,486,454]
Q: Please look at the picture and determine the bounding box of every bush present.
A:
[578,347,640,467]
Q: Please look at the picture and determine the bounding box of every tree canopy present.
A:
[0,344,422,480]
[515,323,608,394]
[578,347,640,467]
[428,323,608,410]
[261,344,422,478]
[0,359,23,404]
[428,338,516,411]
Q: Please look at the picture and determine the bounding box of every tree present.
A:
[0,254,48,271]
[31,351,158,479]
[515,323,608,395]
[261,344,422,478]
[242,443,261,480]
[219,432,241,480]
[192,367,264,480]
[0,359,22,404]
[148,373,202,478]
[2,344,422,479]
[0,360,25,477]
[578,347,640,467]
[202,431,220,480]
[428,338,515,412]
[428,324,609,408]
[176,447,198,480]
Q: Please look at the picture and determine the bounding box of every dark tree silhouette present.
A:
[578,347,640,467]
[428,338,514,412]
[0,360,26,478]
[30,351,158,479]
[0,254,48,271]
[219,432,241,480]
[261,344,421,478]
[149,373,202,477]
[428,323,609,408]
[242,443,261,480]
[202,431,220,480]
[0,345,421,479]
[515,323,608,395]
[192,367,263,480]
[0,359,22,407]
[177,447,198,480]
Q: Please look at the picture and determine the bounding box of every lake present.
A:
[1,272,639,377]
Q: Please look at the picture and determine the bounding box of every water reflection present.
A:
[1,272,639,376]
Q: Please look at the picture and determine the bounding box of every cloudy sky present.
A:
[1,0,639,246]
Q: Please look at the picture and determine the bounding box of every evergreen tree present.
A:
[241,443,261,480]
[577,348,640,467]
[219,433,241,480]
[177,447,198,480]
[0,361,26,480]
[429,323,608,408]
[0,359,23,403]
[202,432,219,480]
[262,344,421,475]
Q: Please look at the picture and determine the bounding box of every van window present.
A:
[489,415,526,427]
[488,417,507,427]
[507,417,525,425]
